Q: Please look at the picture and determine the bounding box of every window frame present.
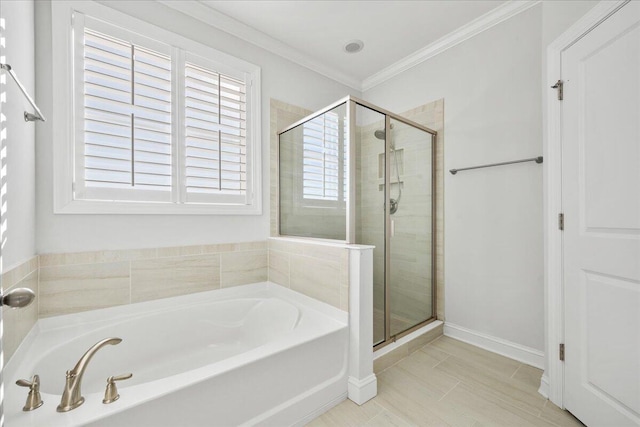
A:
[52,0,262,215]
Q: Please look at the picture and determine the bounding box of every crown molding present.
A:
[159,1,541,94]
[361,0,541,91]
[157,0,363,91]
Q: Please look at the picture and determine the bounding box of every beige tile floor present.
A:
[308,336,585,427]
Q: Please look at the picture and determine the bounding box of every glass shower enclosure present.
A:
[278,96,436,348]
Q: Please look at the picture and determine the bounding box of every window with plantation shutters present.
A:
[78,28,173,202]
[302,112,346,204]
[66,10,261,214]
[184,60,247,204]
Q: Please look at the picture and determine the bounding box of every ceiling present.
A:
[158,1,542,90]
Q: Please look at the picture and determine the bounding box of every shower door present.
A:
[353,100,435,347]
[353,104,387,345]
[386,118,434,338]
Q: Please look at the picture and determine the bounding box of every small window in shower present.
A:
[279,103,347,240]
[302,112,347,204]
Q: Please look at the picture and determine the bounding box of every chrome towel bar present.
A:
[450,156,543,175]
[1,63,46,122]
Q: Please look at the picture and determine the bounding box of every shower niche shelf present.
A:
[378,181,404,192]
[378,149,404,178]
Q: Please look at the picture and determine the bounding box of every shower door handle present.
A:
[390,220,395,237]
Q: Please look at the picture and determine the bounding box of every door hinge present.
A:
[558,213,564,230]
[551,80,563,101]
[559,343,565,361]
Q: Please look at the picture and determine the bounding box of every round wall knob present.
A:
[2,288,35,309]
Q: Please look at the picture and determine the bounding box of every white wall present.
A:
[34,0,359,254]
[363,2,597,353]
[1,0,37,271]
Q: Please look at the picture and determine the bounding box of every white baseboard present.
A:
[348,374,377,405]
[538,374,549,398]
[444,322,544,369]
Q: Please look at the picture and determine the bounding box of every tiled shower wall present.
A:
[357,117,435,335]
[401,100,445,321]
[358,99,445,335]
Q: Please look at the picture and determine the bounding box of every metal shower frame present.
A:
[277,95,438,349]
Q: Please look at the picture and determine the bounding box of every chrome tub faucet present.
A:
[57,337,122,412]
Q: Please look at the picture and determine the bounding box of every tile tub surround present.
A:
[2,256,39,361]
[268,237,349,311]
[4,238,348,362]
[38,241,268,317]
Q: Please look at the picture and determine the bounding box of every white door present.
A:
[562,1,640,426]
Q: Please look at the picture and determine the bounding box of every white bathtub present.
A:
[5,282,349,426]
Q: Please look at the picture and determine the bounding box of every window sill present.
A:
[54,199,262,215]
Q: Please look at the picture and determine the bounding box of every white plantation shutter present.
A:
[67,10,260,213]
[75,18,173,202]
[184,58,247,204]
[302,112,345,203]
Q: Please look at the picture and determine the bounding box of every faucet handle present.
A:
[16,375,44,411]
[102,373,132,404]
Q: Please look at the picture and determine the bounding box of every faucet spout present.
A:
[57,337,122,412]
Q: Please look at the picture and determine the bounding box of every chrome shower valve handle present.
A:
[103,373,132,404]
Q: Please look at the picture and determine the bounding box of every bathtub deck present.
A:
[307,336,584,427]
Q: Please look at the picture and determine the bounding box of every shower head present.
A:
[375,128,396,151]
